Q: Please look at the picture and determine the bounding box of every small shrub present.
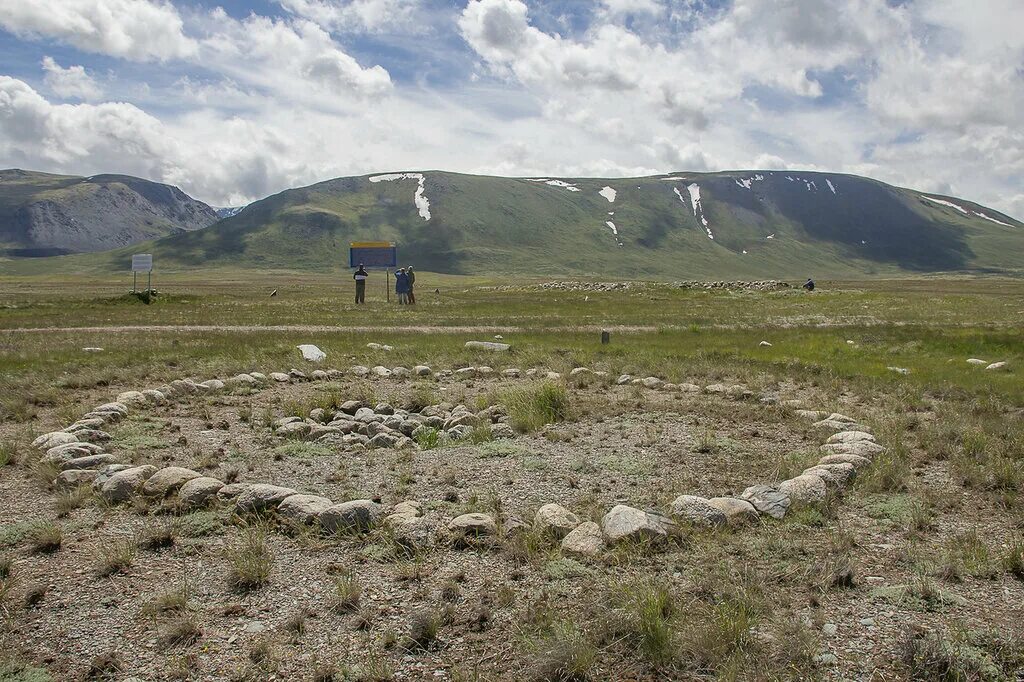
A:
[401,609,440,651]
[158,614,202,647]
[0,554,11,578]
[226,527,274,590]
[527,621,596,681]
[0,440,19,467]
[142,587,189,617]
[30,460,61,489]
[86,652,123,679]
[1002,541,1024,580]
[174,510,226,537]
[96,540,137,577]
[140,522,176,550]
[23,582,47,608]
[900,625,1024,681]
[333,570,362,612]
[281,607,312,641]
[414,427,444,450]
[28,521,62,554]
[503,382,570,432]
[54,486,92,517]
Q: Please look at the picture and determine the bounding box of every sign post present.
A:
[348,242,397,302]
[131,253,153,292]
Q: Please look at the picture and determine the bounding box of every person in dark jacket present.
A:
[802,278,815,292]
[406,266,416,304]
[395,268,409,304]
[353,263,368,304]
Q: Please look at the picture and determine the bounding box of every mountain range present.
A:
[0,169,217,258]
[2,168,1021,278]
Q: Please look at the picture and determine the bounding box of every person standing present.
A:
[353,263,368,304]
[406,266,416,304]
[395,267,409,304]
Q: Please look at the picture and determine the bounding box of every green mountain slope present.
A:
[0,169,217,257]
[33,170,1024,278]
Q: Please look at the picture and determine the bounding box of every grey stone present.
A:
[826,431,876,445]
[276,421,312,439]
[320,500,383,533]
[178,477,225,509]
[670,495,728,528]
[491,423,515,439]
[560,521,605,558]
[269,372,290,382]
[448,512,497,537]
[777,474,828,504]
[32,431,78,450]
[740,485,791,519]
[817,453,872,469]
[216,483,251,501]
[143,467,202,497]
[707,497,759,525]
[54,469,99,490]
[534,504,581,540]
[464,341,510,352]
[100,465,158,502]
[278,494,335,524]
[414,365,432,376]
[804,463,857,488]
[61,454,118,470]
[116,390,148,406]
[819,441,885,458]
[601,505,669,543]
[235,484,298,513]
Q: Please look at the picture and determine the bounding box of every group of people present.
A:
[351,263,416,304]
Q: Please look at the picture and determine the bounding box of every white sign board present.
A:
[131,254,153,272]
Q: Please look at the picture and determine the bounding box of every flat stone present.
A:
[795,409,830,420]
[199,379,225,391]
[116,391,148,406]
[297,344,326,362]
[319,500,383,533]
[178,477,225,509]
[641,377,664,389]
[985,361,1008,371]
[600,505,668,543]
[707,497,760,525]
[817,453,872,469]
[61,454,118,470]
[534,504,581,540]
[349,366,370,377]
[91,464,131,489]
[740,485,791,519]
[54,469,99,490]
[826,431,876,444]
[143,467,202,497]
[32,431,78,450]
[93,402,129,415]
[447,513,497,537]
[966,358,987,366]
[269,372,291,382]
[777,474,828,504]
[464,341,510,352]
[560,521,605,558]
[804,463,857,488]
[42,442,105,463]
[819,441,885,458]
[278,494,335,524]
[371,366,392,377]
[99,465,158,502]
[216,483,251,501]
[276,421,312,439]
[413,365,432,376]
[235,484,298,513]
[670,494,727,528]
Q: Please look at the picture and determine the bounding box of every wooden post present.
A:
[601,330,610,345]
[386,269,390,303]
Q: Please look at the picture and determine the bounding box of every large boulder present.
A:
[706,497,759,525]
[278,494,335,524]
[560,521,605,558]
[99,465,158,502]
[319,500,383,533]
[777,474,828,504]
[534,504,581,541]
[670,495,728,528]
[235,484,298,513]
[178,477,225,509]
[600,505,669,544]
[143,467,202,497]
[740,485,791,519]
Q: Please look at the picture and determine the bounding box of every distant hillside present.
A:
[0,169,217,257]
[36,169,1024,278]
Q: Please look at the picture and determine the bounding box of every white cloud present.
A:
[41,57,103,101]
[0,0,197,61]
[277,0,420,33]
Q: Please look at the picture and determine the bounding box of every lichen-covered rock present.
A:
[600,505,669,543]
[804,463,857,488]
[278,494,335,524]
[141,389,166,404]
[561,521,605,558]
[464,341,510,352]
[199,379,225,391]
[92,402,128,415]
[116,391,148,406]
[143,467,202,497]
[178,477,226,509]
[706,497,760,525]
[534,504,580,540]
[61,454,118,470]
[414,365,432,376]
[42,442,105,463]
[276,422,312,439]
[819,441,885,458]
[235,484,298,513]
[670,495,728,528]
[32,431,78,450]
[54,469,99,490]
[826,431,876,445]
[99,465,158,502]
[816,453,872,469]
[777,474,828,503]
[740,485,791,519]
[269,372,291,382]
[447,513,497,538]
[215,483,251,502]
[320,500,383,533]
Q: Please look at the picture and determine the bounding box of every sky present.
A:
[0,0,1022,217]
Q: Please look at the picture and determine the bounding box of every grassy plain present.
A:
[0,271,1022,680]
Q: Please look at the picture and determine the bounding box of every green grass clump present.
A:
[502,382,570,432]
[0,662,54,682]
[174,510,228,537]
[226,527,274,590]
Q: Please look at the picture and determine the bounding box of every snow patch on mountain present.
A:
[369,173,431,220]
[673,184,713,240]
[529,178,581,192]
[921,194,968,215]
[598,186,617,203]
[973,211,1012,227]
[605,220,618,235]
[826,179,837,194]
[734,174,764,189]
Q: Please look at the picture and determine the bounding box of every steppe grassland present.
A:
[0,272,1022,681]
